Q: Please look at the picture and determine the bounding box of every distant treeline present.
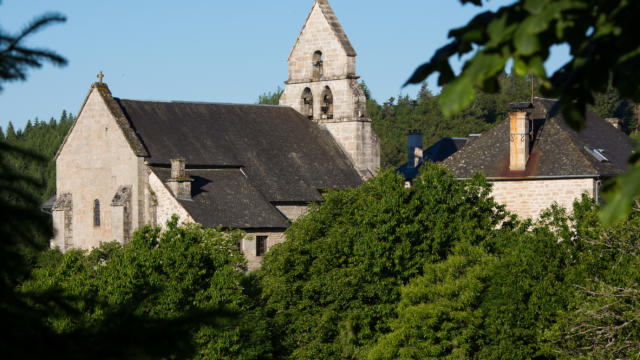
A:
[258,73,637,170]
[1,111,74,205]
[1,75,632,206]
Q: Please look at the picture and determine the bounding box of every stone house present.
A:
[45,0,379,270]
[397,98,634,219]
[442,99,635,219]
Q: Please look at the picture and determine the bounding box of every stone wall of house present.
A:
[241,231,286,271]
[55,88,144,250]
[275,204,309,222]
[279,1,380,177]
[148,171,194,228]
[491,178,596,219]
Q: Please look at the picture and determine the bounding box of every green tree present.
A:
[368,242,496,360]
[258,165,511,359]
[257,87,284,105]
[404,0,640,224]
[22,219,271,360]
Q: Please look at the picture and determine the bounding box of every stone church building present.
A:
[46,0,380,269]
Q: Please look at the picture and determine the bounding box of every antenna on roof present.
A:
[530,73,535,103]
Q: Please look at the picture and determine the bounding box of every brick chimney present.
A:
[508,102,533,171]
[407,130,423,168]
[167,158,193,200]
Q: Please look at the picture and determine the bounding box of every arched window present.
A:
[321,86,334,119]
[301,88,314,120]
[312,51,323,80]
[93,199,100,227]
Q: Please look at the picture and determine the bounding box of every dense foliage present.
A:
[257,165,512,359]
[256,169,640,360]
[22,219,271,360]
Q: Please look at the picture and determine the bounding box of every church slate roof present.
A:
[287,0,357,61]
[115,99,363,204]
[443,98,635,179]
[151,168,290,229]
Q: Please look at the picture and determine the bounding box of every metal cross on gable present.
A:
[97,71,104,84]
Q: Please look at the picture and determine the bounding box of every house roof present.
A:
[424,137,469,162]
[397,137,468,180]
[443,98,635,179]
[151,168,290,229]
[287,0,357,61]
[115,99,362,203]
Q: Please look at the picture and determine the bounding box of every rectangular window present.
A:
[256,236,268,257]
[93,199,101,227]
[235,238,242,252]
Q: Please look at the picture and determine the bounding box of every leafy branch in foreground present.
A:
[0,11,67,92]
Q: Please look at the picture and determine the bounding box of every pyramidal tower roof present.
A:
[288,0,357,61]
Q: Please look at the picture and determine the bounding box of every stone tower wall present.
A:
[280,0,380,176]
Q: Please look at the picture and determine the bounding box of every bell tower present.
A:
[279,0,380,178]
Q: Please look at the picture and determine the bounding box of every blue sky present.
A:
[0,0,569,130]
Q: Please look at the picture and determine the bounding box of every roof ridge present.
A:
[116,98,291,108]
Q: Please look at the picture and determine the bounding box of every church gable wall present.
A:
[55,89,143,250]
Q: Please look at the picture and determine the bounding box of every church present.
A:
[46,0,380,269]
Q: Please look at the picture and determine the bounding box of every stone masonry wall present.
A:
[287,2,354,81]
[148,171,194,228]
[281,79,367,124]
[322,120,380,176]
[279,2,380,176]
[275,205,308,222]
[242,231,286,271]
[56,88,143,250]
[491,178,595,219]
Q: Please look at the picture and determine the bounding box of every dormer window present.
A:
[321,86,333,119]
[302,88,314,120]
[585,146,609,162]
[313,51,324,80]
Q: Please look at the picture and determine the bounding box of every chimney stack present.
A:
[168,158,193,200]
[408,130,423,168]
[508,102,533,171]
